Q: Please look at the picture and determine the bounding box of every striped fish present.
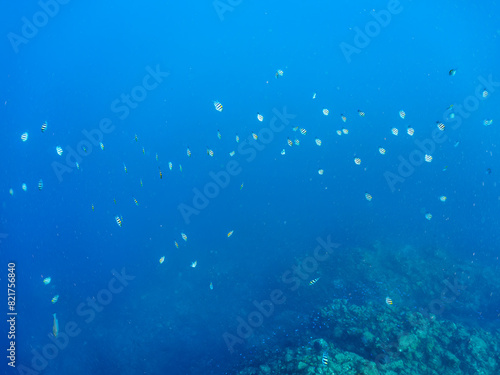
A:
[213,100,223,112]
[309,277,320,286]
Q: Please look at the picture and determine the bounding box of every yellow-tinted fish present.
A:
[229,151,235,157]
[51,295,59,304]
[187,147,191,157]
[142,147,145,155]
[287,138,293,147]
[354,157,361,165]
[399,110,406,119]
[379,147,386,155]
[240,183,244,190]
[115,216,122,227]
[436,122,445,131]
[156,153,159,161]
[315,138,322,146]
[168,162,173,170]
[134,134,138,142]
[391,128,398,136]
[207,148,214,157]
[318,169,324,175]
[439,196,447,202]
[52,313,59,337]
[133,198,138,206]
[385,297,393,305]
[140,179,143,187]
[341,114,347,122]
[41,121,47,132]
[174,241,179,248]
[159,167,162,179]
[217,130,222,139]
[91,203,94,211]
[300,128,307,135]
[322,108,329,116]
[309,277,320,285]
[100,142,104,150]
[275,69,283,78]
[43,277,51,285]
[159,256,165,264]
[407,127,414,136]
[365,192,373,201]
[342,128,348,134]
[227,230,234,237]
[252,132,258,140]
[209,282,213,290]
[425,154,432,162]
[123,163,127,173]
[235,134,240,143]
[322,352,328,366]
[181,233,187,241]
[213,100,223,112]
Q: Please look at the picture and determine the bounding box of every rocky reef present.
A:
[237,299,499,374]
[235,241,500,374]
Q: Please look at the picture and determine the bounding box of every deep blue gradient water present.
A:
[1,1,500,374]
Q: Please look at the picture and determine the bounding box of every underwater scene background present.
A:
[1,0,500,374]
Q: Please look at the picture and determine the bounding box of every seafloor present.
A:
[234,242,500,375]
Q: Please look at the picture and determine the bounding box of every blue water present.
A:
[1,1,500,374]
